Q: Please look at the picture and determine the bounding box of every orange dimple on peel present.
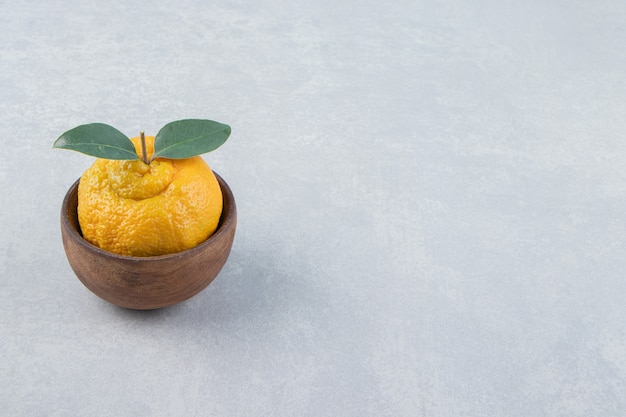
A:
[77,135,223,257]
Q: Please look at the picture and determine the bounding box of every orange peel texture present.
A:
[77,135,223,257]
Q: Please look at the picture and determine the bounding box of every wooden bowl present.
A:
[60,172,237,310]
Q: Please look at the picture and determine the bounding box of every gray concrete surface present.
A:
[1,0,625,415]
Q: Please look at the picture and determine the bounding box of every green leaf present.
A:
[53,123,139,160]
[152,119,231,160]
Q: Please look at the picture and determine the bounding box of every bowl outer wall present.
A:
[60,171,237,310]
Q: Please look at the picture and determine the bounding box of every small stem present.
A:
[140,131,149,164]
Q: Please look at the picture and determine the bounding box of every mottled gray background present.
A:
[1,0,625,416]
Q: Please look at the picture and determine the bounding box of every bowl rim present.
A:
[61,171,236,262]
